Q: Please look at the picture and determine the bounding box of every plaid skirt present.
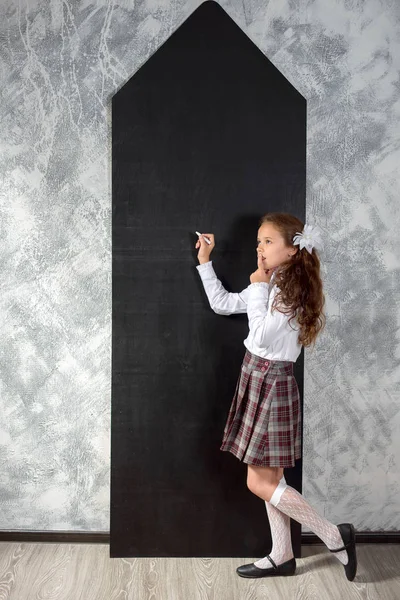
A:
[220,348,301,467]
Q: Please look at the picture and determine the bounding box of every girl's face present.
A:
[256,223,297,270]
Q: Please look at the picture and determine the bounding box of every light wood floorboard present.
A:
[0,542,399,600]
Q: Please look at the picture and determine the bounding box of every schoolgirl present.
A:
[194,212,357,581]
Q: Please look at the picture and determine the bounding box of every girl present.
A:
[194,212,357,581]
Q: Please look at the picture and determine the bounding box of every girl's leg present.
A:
[247,465,349,566]
[253,473,295,569]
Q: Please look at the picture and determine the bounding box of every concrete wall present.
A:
[1,0,399,531]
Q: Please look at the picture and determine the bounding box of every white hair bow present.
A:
[292,224,324,254]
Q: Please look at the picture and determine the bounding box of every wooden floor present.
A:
[0,542,399,600]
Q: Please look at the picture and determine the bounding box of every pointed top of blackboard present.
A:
[113,0,303,101]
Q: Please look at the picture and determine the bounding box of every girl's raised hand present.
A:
[250,253,277,284]
[195,233,215,264]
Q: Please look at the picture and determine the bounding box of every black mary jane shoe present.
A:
[236,555,296,578]
[329,523,357,581]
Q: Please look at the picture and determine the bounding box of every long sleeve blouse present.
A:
[196,261,302,362]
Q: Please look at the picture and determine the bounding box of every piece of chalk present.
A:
[195,231,211,244]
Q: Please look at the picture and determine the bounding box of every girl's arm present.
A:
[196,261,249,315]
[246,283,297,347]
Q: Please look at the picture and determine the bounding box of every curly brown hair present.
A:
[259,212,326,348]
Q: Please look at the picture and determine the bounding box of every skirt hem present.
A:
[220,446,301,468]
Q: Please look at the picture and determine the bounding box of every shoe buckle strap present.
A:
[267,554,278,569]
[329,542,350,553]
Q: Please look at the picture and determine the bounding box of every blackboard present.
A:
[111,0,305,558]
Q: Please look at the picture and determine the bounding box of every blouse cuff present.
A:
[248,282,269,290]
[196,261,213,272]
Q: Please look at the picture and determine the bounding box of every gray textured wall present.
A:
[1,0,399,532]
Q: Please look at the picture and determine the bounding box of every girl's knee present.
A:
[247,465,283,499]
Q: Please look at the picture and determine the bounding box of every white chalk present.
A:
[195,231,211,245]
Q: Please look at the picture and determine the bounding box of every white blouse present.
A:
[196,261,302,362]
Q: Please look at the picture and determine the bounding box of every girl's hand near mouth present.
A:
[250,253,277,284]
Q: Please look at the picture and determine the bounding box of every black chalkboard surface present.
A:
[111,0,305,558]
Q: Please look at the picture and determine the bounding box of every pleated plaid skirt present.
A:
[220,348,301,467]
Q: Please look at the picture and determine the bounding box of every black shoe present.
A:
[328,523,357,581]
[236,555,296,578]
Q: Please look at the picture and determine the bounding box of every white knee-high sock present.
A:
[269,481,349,565]
[254,475,294,569]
